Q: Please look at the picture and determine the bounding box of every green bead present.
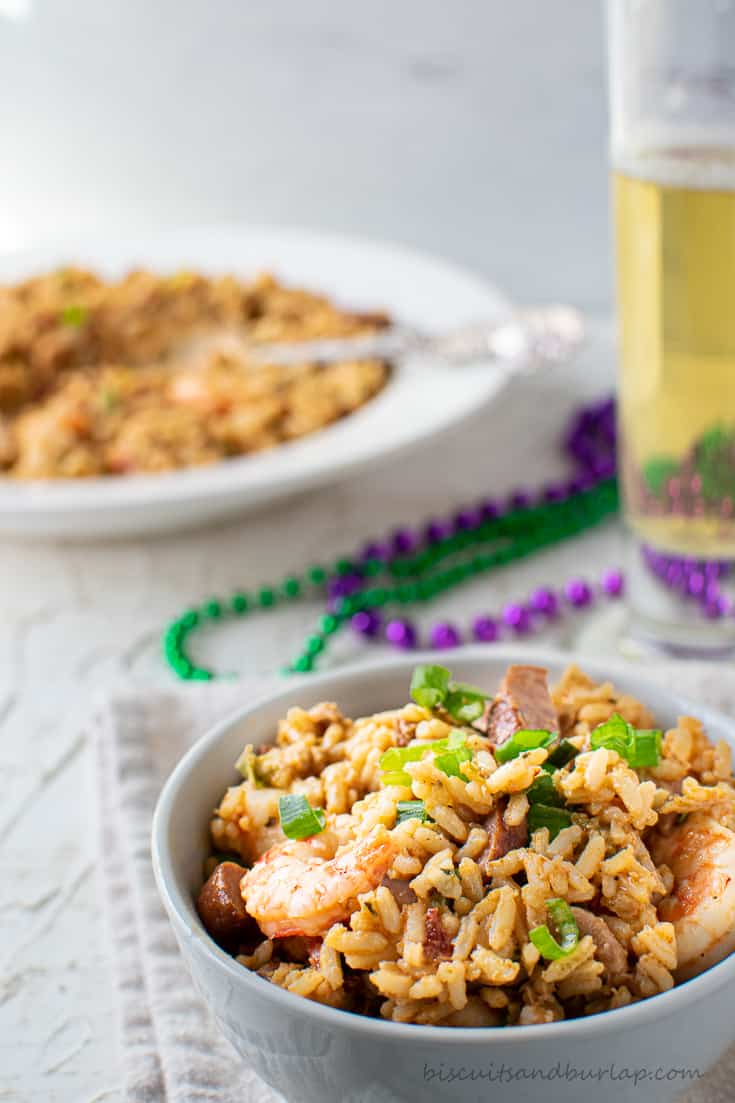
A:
[280,577,301,599]
[362,558,384,577]
[319,614,339,635]
[305,635,325,656]
[202,599,223,619]
[258,586,276,607]
[230,592,249,614]
[181,609,200,629]
[397,583,420,603]
[307,565,327,585]
[334,558,355,576]
[190,668,214,681]
[293,655,314,673]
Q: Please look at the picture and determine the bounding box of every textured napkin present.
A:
[94,663,735,1103]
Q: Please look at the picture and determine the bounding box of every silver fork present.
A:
[245,305,584,370]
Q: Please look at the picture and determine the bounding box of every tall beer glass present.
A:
[608,0,735,653]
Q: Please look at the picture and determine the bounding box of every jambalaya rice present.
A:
[196,663,735,1027]
[0,267,389,478]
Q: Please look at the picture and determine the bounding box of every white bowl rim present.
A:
[152,645,735,1045]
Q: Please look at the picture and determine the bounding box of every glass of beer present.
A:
[608,0,735,654]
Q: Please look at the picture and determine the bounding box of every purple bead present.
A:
[391,528,418,556]
[686,570,706,598]
[508,490,532,512]
[600,569,624,598]
[566,474,592,496]
[481,499,500,520]
[351,610,382,638]
[591,457,616,480]
[542,482,566,504]
[423,519,451,544]
[502,602,531,634]
[704,595,730,619]
[665,562,685,588]
[564,578,593,607]
[327,573,363,599]
[472,615,499,643]
[360,541,390,562]
[430,621,461,649]
[385,618,417,649]
[453,508,482,532]
[528,586,559,617]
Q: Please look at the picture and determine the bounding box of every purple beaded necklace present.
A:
[164,395,732,679]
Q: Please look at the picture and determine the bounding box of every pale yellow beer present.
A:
[614,149,735,557]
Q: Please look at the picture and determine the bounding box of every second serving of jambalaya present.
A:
[196,663,735,1027]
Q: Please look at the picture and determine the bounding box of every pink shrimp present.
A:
[241,825,397,939]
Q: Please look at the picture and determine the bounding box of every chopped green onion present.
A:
[547,739,579,768]
[381,770,412,788]
[409,664,489,724]
[434,744,473,778]
[527,803,572,840]
[278,794,326,839]
[396,800,429,824]
[495,729,555,764]
[234,745,266,787]
[443,682,488,724]
[590,713,662,768]
[380,730,472,786]
[590,713,630,759]
[61,303,88,327]
[410,664,451,709]
[379,744,430,773]
[626,729,663,768]
[526,771,564,808]
[529,898,579,960]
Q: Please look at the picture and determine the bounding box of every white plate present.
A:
[0,225,509,538]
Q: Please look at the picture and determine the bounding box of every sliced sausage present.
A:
[381,876,417,906]
[196,861,255,951]
[570,907,628,981]
[481,665,559,746]
[424,906,453,961]
[478,797,529,876]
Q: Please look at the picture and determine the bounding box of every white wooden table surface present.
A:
[0,324,622,1101]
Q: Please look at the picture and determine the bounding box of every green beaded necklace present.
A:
[163,476,618,681]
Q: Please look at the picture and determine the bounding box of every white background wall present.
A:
[0,0,611,309]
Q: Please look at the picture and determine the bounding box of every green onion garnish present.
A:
[526,771,564,808]
[529,898,579,960]
[381,770,412,787]
[494,729,555,764]
[379,744,431,773]
[626,729,663,768]
[410,664,452,709]
[527,803,572,839]
[278,794,326,840]
[61,303,88,327]
[434,744,473,779]
[590,713,662,768]
[443,682,488,724]
[235,745,264,786]
[409,664,488,724]
[396,800,429,824]
[547,739,579,768]
[379,729,472,785]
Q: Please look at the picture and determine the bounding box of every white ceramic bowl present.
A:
[0,225,508,538]
[152,648,735,1103]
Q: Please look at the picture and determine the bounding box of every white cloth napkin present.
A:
[93,663,735,1103]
